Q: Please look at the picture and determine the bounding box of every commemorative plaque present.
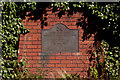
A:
[41,23,79,53]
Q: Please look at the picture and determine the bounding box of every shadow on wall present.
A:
[19,2,116,78]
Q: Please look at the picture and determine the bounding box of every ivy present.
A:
[1,2,120,79]
[2,2,36,79]
[52,2,120,79]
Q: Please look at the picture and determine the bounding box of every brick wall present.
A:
[18,8,95,78]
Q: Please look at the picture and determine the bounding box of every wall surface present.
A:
[18,7,95,78]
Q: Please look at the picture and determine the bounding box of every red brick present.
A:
[18,8,97,78]
[72,68,82,71]
[32,41,41,44]
[27,22,38,26]
[79,49,88,52]
[61,68,72,71]
[29,30,38,33]
[42,68,50,72]
[33,49,41,52]
[37,30,41,33]
[67,64,77,67]
[50,68,61,72]
[79,45,83,48]
[43,26,53,29]
[48,22,58,26]
[88,41,95,44]
[82,45,89,48]
[72,60,83,64]
[18,51,23,55]
[55,56,66,59]
[32,26,41,29]
[73,13,82,17]
[45,64,55,67]
[60,60,72,63]
[49,60,60,63]
[67,56,78,59]
[71,53,82,56]
[48,14,57,18]
[23,19,26,22]
[28,60,38,64]
[32,64,41,67]
[33,56,41,59]
[59,53,71,56]
[37,37,41,40]
[46,18,55,22]
[56,64,66,67]
[49,56,56,59]
[25,41,33,44]
[27,45,37,48]
[67,26,77,29]
[19,37,25,40]
[33,34,41,37]
[23,49,33,52]
[19,45,23,48]
[19,41,32,45]
[47,11,52,14]
[27,37,38,40]
[29,68,37,72]
[83,60,89,64]
[79,41,89,45]
[77,64,86,67]
[79,56,89,60]
[54,53,61,56]
[25,34,33,37]
[26,53,38,56]
[18,56,22,60]
[26,26,32,29]
[25,56,33,60]
[37,45,41,48]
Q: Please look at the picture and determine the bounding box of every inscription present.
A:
[42,23,79,53]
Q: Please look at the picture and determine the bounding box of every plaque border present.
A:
[41,23,79,53]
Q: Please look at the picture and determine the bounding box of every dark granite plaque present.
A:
[41,23,79,53]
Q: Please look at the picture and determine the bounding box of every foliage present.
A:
[89,40,119,79]
[1,2,120,79]
[23,68,49,79]
[2,2,36,79]
[51,2,120,79]
[57,71,81,80]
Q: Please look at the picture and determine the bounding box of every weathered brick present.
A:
[61,68,72,71]
[29,30,38,33]
[33,56,41,59]
[71,68,82,71]
[27,22,38,26]
[26,53,38,56]
[33,49,41,52]
[60,60,72,64]
[55,56,66,59]
[56,64,66,67]
[29,68,37,72]
[32,64,41,67]
[45,64,55,67]
[28,60,38,64]
[25,56,33,60]
[67,56,78,59]
[67,64,77,67]
[27,45,37,48]
[18,8,96,78]
[32,41,41,44]
[49,60,60,63]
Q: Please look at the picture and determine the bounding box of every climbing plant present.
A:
[51,2,120,79]
[1,1,120,79]
[2,2,36,79]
